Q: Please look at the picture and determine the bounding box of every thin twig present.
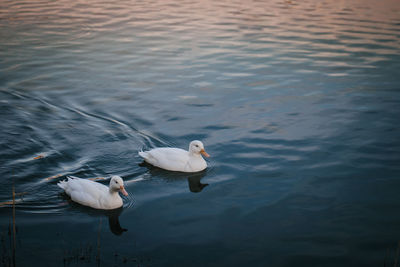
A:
[12,183,16,267]
[96,218,102,267]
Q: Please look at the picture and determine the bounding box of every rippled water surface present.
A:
[1,0,400,266]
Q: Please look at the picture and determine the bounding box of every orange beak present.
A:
[200,149,210,158]
[120,186,128,196]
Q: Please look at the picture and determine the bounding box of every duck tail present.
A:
[138,151,148,159]
[57,179,67,190]
[57,176,76,190]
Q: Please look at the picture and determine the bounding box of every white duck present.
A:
[138,140,210,172]
[57,176,128,210]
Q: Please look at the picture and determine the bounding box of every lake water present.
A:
[1,0,400,266]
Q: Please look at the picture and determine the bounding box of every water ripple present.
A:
[1,0,400,264]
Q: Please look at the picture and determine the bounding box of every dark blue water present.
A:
[1,0,400,266]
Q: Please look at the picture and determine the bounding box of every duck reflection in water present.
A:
[61,195,127,236]
[139,161,209,193]
[188,172,208,193]
[104,207,127,236]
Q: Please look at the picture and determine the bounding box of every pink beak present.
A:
[120,186,128,196]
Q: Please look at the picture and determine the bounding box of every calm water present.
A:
[1,0,400,266]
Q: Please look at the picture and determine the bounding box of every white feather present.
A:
[57,176,128,210]
[138,140,209,172]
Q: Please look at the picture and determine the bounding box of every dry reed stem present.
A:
[12,184,16,267]
[96,218,102,267]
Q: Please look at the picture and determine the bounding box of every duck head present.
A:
[110,176,128,196]
[189,140,210,158]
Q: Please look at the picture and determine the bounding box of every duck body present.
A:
[58,176,128,210]
[138,140,210,173]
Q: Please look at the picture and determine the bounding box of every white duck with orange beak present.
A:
[138,140,210,172]
[58,176,128,210]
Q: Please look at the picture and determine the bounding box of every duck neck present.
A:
[189,150,200,157]
[109,188,119,196]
